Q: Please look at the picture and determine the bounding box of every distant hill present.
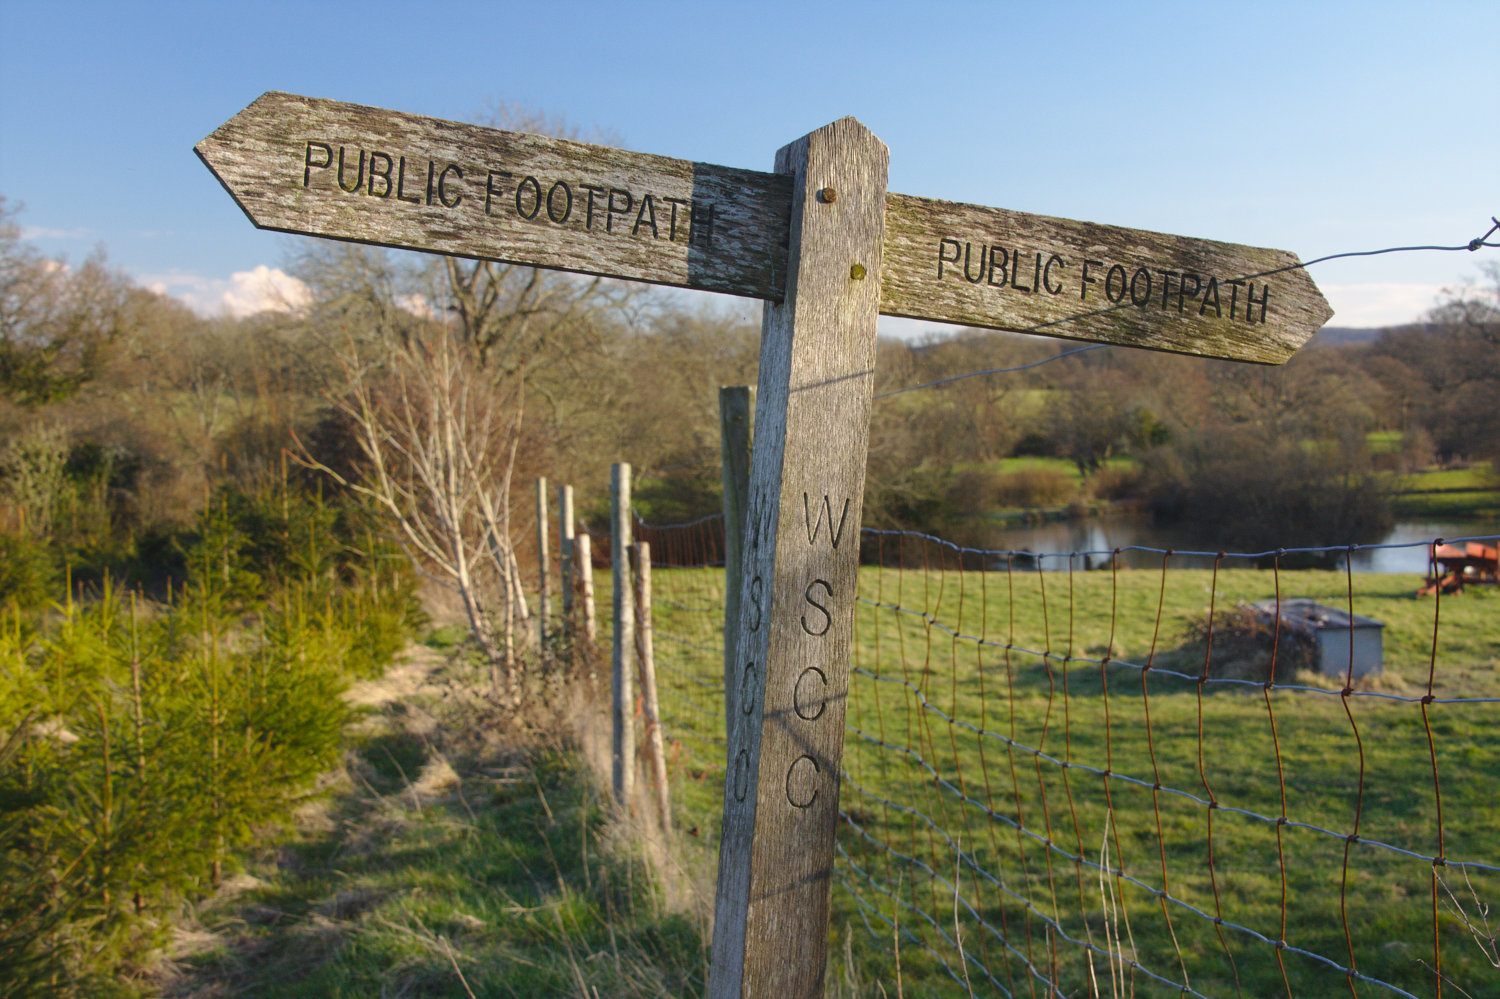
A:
[1307,323,1436,349]
[1309,326,1383,347]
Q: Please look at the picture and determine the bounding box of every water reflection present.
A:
[974,519,1496,573]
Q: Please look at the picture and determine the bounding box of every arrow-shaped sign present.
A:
[198,92,1332,363]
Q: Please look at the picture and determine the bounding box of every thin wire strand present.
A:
[874,344,1106,399]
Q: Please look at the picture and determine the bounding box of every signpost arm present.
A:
[707,118,889,999]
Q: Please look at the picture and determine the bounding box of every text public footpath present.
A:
[302,142,717,248]
[937,237,1273,324]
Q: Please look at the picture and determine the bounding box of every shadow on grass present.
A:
[166,704,707,998]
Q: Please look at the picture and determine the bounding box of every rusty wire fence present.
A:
[607,513,1500,998]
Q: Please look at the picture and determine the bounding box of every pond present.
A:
[974,518,1498,573]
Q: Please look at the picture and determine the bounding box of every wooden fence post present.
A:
[536,476,550,654]
[708,119,889,998]
[577,533,597,646]
[559,483,575,640]
[576,531,598,690]
[610,463,635,812]
[719,385,752,736]
[633,541,671,836]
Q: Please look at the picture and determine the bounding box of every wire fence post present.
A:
[535,476,550,658]
[576,532,597,673]
[610,462,635,813]
[708,119,889,999]
[720,384,752,735]
[633,540,672,837]
[558,483,575,643]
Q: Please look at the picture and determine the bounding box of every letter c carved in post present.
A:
[794,667,827,721]
[739,661,757,715]
[733,748,751,803]
[785,754,819,808]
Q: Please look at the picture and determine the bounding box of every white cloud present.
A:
[1319,283,1447,328]
[395,293,442,320]
[145,265,311,318]
[20,225,94,240]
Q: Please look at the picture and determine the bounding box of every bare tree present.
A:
[297,328,533,700]
[284,225,638,703]
[0,197,133,407]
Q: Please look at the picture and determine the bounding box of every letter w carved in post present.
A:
[803,493,851,549]
[746,486,775,554]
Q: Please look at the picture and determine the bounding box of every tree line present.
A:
[3,191,1498,601]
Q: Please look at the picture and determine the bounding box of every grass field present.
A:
[644,557,1500,998]
[1391,463,1500,521]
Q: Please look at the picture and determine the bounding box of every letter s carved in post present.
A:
[801,580,832,636]
[748,575,764,633]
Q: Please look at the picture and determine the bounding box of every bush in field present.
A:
[946,466,1076,512]
[1141,428,1393,552]
[1177,605,1318,682]
[1087,464,1144,501]
[992,467,1074,508]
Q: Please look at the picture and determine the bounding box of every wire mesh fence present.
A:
[579,510,731,780]
[612,511,1500,997]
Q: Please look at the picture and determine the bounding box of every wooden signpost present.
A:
[198,92,1333,998]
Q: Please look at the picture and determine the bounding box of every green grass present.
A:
[1393,489,1500,521]
[643,563,1500,999]
[1401,464,1496,493]
[1391,462,1500,521]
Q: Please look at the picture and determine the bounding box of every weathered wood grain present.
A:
[882,193,1332,363]
[197,92,792,300]
[707,117,888,999]
[577,532,597,650]
[535,477,550,652]
[558,483,575,636]
[718,385,752,735]
[610,463,634,813]
[632,542,672,837]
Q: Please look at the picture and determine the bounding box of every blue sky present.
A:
[1,0,1495,331]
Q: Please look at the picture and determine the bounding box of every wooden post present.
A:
[577,532,598,648]
[535,476,550,654]
[558,483,575,639]
[633,541,672,836]
[708,119,889,999]
[610,463,635,812]
[719,385,752,736]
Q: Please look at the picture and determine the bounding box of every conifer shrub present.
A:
[0,484,420,994]
[0,534,55,612]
